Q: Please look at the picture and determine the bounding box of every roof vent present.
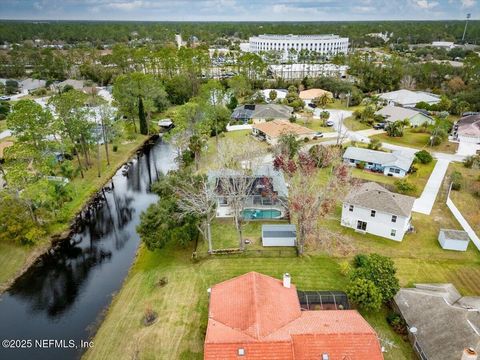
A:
[322,353,329,360]
[283,273,291,288]
[238,348,245,356]
[462,348,478,360]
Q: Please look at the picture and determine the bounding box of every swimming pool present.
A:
[241,208,282,219]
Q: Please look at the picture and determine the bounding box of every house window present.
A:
[357,221,367,231]
[391,229,396,237]
[371,210,376,217]
[349,205,354,212]
[389,168,394,173]
[238,348,245,356]
[395,169,401,174]
[368,162,373,166]
[350,159,355,163]
[392,215,397,223]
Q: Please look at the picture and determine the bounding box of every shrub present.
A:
[356,161,366,170]
[409,165,418,174]
[350,253,400,303]
[464,155,480,169]
[346,277,382,311]
[339,261,352,277]
[368,138,382,150]
[143,306,158,326]
[472,181,480,197]
[353,254,369,268]
[450,171,463,191]
[112,144,118,152]
[386,313,408,335]
[415,150,433,164]
[395,179,417,194]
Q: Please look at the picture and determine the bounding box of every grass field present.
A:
[0,120,7,132]
[370,129,459,154]
[351,159,437,197]
[0,135,149,291]
[344,116,371,131]
[85,163,480,360]
[447,162,480,235]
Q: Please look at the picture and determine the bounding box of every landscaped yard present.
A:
[370,129,459,154]
[447,162,480,235]
[0,135,149,291]
[343,116,371,131]
[85,162,480,360]
[351,159,437,197]
[0,120,7,132]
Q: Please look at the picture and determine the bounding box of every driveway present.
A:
[412,159,451,215]
[457,142,480,156]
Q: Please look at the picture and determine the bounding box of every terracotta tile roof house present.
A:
[299,88,333,101]
[252,120,315,145]
[204,272,384,360]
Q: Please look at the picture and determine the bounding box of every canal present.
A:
[0,138,175,360]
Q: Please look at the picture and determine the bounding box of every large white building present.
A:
[249,34,349,57]
[341,182,415,241]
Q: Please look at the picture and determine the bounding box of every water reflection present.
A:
[0,139,175,360]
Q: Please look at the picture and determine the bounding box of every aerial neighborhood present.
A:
[0,8,480,360]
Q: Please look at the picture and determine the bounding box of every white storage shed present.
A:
[262,224,296,247]
[438,229,470,251]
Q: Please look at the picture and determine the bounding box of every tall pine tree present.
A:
[138,96,148,135]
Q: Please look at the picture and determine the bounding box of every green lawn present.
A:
[0,135,149,291]
[325,99,364,112]
[371,129,458,154]
[84,244,416,360]
[447,162,480,235]
[351,159,437,197]
[0,120,7,132]
[344,116,371,131]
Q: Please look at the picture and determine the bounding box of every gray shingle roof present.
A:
[378,89,440,106]
[231,104,293,121]
[343,147,414,172]
[439,229,470,242]
[344,182,415,217]
[394,284,480,360]
[375,105,432,123]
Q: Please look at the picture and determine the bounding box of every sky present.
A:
[0,0,478,21]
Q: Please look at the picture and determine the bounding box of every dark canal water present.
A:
[0,138,175,360]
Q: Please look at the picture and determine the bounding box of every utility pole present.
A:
[462,13,471,43]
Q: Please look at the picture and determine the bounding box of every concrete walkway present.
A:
[0,130,11,140]
[412,159,451,215]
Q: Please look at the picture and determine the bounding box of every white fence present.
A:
[446,185,480,250]
[226,124,252,132]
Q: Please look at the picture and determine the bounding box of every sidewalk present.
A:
[412,159,450,215]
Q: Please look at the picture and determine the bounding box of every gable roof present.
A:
[252,120,314,138]
[394,284,480,360]
[344,182,415,217]
[379,89,440,106]
[299,88,332,100]
[231,104,293,121]
[375,105,432,123]
[205,272,384,360]
[456,114,480,138]
[343,147,414,172]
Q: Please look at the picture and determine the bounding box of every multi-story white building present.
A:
[249,34,349,57]
[341,182,415,241]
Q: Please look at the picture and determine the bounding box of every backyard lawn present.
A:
[447,162,480,235]
[85,164,480,360]
[370,129,458,154]
[343,116,371,131]
[351,159,437,197]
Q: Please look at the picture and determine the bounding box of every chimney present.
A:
[462,348,478,360]
[283,273,291,288]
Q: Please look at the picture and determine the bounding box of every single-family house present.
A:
[375,105,434,127]
[204,272,384,360]
[378,89,440,107]
[438,229,470,251]
[231,104,293,124]
[394,283,480,360]
[341,182,415,241]
[55,79,85,92]
[452,114,480,144]
[208,165,288,219]
[252,120,315,145]
[299,88,333,106]
[343,147,414,178]
[260,89,288,103]
[19,78,47,93]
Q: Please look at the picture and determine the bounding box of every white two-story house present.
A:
[341,182,415,241]
[343,147,414,178]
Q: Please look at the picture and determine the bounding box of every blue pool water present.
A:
[242,208,282,219]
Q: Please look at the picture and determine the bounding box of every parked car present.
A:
[307,103,317,109]
[373,122,386,130]
[313,132,324,139]
[326,120,334,127]
[0,96,11,101]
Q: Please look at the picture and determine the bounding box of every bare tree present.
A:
[175,175,217,253]
[98,104,114,166]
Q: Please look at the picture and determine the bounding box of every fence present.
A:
[446,183,480,250]
[193,247,297,261]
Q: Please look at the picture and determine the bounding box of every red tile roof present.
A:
[204,272,384,360]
